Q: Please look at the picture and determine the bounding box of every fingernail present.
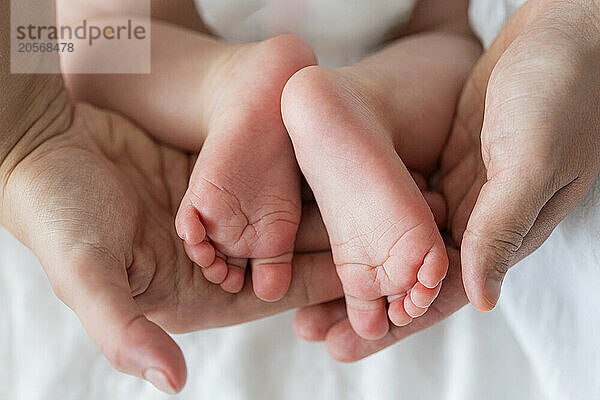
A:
[483,276,502,311]
[143,368,177,395]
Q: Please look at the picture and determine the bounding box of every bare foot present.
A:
[176,35,316,301]
[282,66,448,339]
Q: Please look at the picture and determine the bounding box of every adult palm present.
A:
[1,100,343,392]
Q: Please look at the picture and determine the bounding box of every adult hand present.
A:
[292,0,600,360]
[0,99,344,393]
[448,0,600,311]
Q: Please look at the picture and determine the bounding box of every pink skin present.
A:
[174,34,317,301]
[62,2,476,319]
[282,28,480,340]
[1,4,486,390]
[293,0,600,362]
[282,67,446,339]
[64,24,317,302]
[0,97,448,392]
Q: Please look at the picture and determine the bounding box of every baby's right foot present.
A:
[176,35,316,301]
[282,66,448,339]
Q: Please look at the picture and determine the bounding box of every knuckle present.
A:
[464,226,524,274]
[488,255,511,279]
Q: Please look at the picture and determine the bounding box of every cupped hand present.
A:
[447,0,600,311]
[293,0,600,361]
[0,100,344,393]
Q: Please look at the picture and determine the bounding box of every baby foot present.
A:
[282,66,448,339]
[176,35,316,301]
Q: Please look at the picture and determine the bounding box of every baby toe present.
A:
[175,198,207,245]
[388,297,413,327]
[202,257,228,284]
[251,253,293,302]
[184,240,216,268]
[403,294,428,318]
[410,281,442,309]
[417,238,448,289]
[345,295,389,340]
[220,268,245,293]
[220,260,247,294]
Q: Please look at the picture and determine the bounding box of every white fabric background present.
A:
[194,0,417,68]
[0,227,545,400]
[469,0,526,47]
[3,0,599,399]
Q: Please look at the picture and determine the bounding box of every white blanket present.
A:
[0,226,545,400]
[3,0,600,398]
[195,0,417,68]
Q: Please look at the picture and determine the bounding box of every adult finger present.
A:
[460,161,565,311]
[293,299,347,341]
[45,252,187,394]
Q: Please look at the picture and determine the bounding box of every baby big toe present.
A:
[251,253,293,302]
[346,296,389,340]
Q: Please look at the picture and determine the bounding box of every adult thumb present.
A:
[460,170,554,311]
[47,252,187,393]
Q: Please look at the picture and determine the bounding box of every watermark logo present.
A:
[15,20,147,46]
[11,0,151,74]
